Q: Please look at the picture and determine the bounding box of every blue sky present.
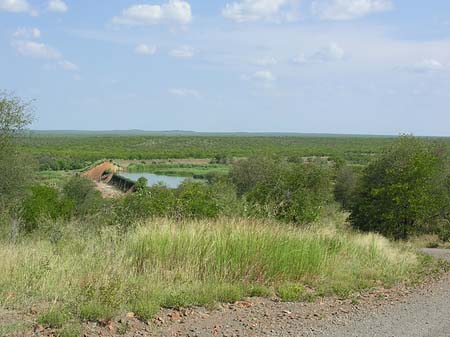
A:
[1,0,450,135]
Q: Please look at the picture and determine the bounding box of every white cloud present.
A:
[13,40,61,59]
[293,43,345,64]
[13,27,41,39]
[255,56,277,66]
[169,88,201,98]
[222,0,298,23]
[13,40,79,72]
[58,60,78,71]
[135,44,157,55]
[312,0,393,21]
[407,59,445,73]
[112,0,192,26]
[48,0,68,13]
[169,45,194,58]
[253,70,275,81]
[0,0,35,15]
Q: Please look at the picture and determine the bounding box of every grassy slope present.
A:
[0,217,427,327]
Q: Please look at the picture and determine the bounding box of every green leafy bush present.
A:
[62,176,103,218]
[232,158,333,224]
[351,136,450,239]
[20,185,69,232]
[175,181,221,219]
[334,165,358,210]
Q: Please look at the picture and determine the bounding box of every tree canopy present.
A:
[350,136,450,239]
[0,92,35,201]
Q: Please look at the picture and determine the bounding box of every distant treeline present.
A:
[18,133,443,170]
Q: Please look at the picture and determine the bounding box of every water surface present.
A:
[119,172,196,189]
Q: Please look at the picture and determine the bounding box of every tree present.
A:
[0,92,35,202]
[231,158,333,224]
[350,136,450,240]
[334,165,358,210]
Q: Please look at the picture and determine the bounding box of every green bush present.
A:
[175,181,221,219]
[112,184,177,230]
[230,157,277,196]
[62,176,103,218]
[20,185,69,232]
[334,165,358,210]
[234,158,333,224]
[351,136,450,239]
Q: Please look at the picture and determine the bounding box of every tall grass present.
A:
[0,218,420,322]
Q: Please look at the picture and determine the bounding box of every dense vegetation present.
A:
[1,93,450,335]
[0,218,422,331]
[21,132,416,170]
[350,136,450,240]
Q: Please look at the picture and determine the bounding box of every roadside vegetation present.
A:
[1,92,450,335]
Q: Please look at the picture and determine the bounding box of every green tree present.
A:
[229,157,277,196]
[62,176,103,218]
[0,92,35,201]
[231,158,333,224]
[350,136,450,239]
[246,161,332,223]
[334,165,358,210]
[20,185,64,232]
[175,181,221,219]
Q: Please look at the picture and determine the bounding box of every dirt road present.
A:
[311,248,450,337]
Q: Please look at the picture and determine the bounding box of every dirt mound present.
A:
[82,162,119,182]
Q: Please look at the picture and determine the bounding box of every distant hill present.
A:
[30,130,399,138]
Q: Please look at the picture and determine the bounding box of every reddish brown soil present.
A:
[82,162,120,182]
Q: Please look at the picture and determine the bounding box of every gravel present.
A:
[312,248,450,337]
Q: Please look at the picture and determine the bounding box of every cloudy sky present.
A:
[1,0,450,135]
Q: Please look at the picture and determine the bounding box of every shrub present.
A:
[334,165,358,210]
[230,157,278,196]
[112,184,176,230]
[350,136,450,239]
[20,185,67,232]
[175,181,221,219]
[239,159,333,224]
[62,176,103,218]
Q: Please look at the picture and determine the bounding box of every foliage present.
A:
[334,165,359,210]
[20,185,68,232]
[134,177,148,192]
[0,92,35,202]
[231,158,333,223]
[112,184,176,230]
[62,176,103,218]
[0,217,424,327]
[175,181,222,219]
[350,136,450,239]
[230,157,278,196]
[18,132,413,171]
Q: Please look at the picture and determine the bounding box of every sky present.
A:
[1,0,450,135]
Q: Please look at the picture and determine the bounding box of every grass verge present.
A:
[0,217,433,325]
